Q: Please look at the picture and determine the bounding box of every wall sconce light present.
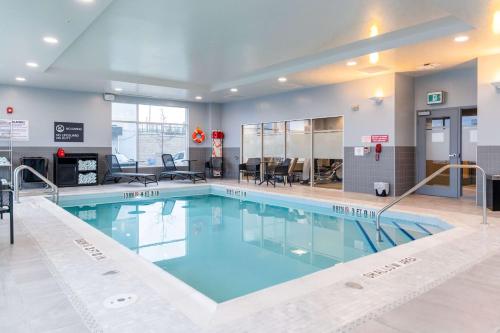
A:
[491,81,500,92]
[369,96,384,104]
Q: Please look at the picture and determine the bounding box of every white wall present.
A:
[222,74,396,147]
[0,85,111,147]
[477,54,500,146]
[414,66,477,111]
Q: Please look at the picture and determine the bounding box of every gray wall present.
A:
[0,85,111,147]
[222,74,396,148]
[414,66,477,111]
[477,55,500,202]
[221,74,398,193]
[0,85,221,181]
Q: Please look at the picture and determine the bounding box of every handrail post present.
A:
[13,165,59,203]
[375,164,488,242]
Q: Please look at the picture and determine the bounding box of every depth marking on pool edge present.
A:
[74,238,107,261]
[362,257,419,279]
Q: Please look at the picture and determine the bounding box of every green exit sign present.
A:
[427,91,446,105]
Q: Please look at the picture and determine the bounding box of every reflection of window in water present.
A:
[241,203,343,266]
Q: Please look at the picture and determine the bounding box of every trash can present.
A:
[486,175,500,211]
[374,182,390,197]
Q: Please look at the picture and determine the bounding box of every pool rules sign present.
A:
[54,122,84,142]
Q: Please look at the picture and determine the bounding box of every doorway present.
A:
[416,107,477,199]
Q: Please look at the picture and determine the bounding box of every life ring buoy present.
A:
[192,128,206,144]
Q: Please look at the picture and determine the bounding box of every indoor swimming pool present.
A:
[61,189,450,302]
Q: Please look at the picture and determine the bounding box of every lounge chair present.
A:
[159,154,206,183]
[1,186,13,244]
[264,158,292,187]
[102,155,158,187]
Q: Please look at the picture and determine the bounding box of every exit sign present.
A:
[427,91,446,105]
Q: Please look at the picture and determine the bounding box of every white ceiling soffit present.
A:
[210,16,472,92]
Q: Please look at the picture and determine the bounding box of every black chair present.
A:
[101,155,158,187]
[265,158,292,187]
[1,186,14,244]
[239,158,261,183]
[159,154,206,183]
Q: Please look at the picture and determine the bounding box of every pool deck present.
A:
[2,180,500,332]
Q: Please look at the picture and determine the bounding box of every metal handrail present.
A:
[375,164,487,241]
[13,165,59,203]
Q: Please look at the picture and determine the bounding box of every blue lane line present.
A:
[392,221,415,240]
[379,227,396,246]
[354,220,378,253]
[415,223,433,235]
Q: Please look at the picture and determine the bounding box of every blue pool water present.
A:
[62,193,447,302]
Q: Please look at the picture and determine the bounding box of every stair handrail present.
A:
[13,165,59,203]
[375,164,487,241]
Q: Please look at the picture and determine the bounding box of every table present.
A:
[258,161,272,185]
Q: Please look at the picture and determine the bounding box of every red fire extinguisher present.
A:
[57,148,66,158]
[375,144,382,161]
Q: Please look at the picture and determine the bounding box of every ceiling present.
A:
[1,0,499,102]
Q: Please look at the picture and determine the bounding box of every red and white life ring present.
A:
[192,128,206,144]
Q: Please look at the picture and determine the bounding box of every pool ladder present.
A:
[375,164,488,242]
[13,165,59,203]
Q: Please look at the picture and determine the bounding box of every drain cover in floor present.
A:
[103,293,138,309]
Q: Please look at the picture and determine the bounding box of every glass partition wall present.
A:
[242,124,262,162]
[241,116,343,190]
[313,117,344,189]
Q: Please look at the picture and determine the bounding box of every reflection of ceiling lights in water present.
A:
[291,248,308,256]
[129,210,146,215]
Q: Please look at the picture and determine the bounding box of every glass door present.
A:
[416,108,460,197]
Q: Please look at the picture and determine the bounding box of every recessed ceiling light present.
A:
[370,24,379,37]
[230,88,238,93]
[454,35,469,43]
[78,0,95,3]
[43,36,59,44]
[369,52,379,64]
[195,96,203,100]
[346,61,357,66]
[278,77,287,83]
[291,248,308,256]
[114,88,123,92]
[26,62,39,68]
[15,77,26,82]
[493,11,500,34]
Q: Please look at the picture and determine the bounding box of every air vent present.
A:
[224,94,243,99]
[357,66,390,74]
[416,63,441,71]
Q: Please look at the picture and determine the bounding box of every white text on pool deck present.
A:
[363,257,419,279]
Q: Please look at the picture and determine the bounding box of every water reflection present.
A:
[64,195,404,302]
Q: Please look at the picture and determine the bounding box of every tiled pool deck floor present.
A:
[2,180,500,332]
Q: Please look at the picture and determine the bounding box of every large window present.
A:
[112,103,188,167]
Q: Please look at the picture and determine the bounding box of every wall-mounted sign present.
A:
[371,134,389,143]
[427,91,446,105]
[417,110,431,116]
[54,122,84,142]
[0,119,29,141]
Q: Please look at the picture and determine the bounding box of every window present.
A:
[112,103,188,167]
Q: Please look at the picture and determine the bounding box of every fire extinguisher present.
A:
[375,144,382,161]
[57,148,66,158]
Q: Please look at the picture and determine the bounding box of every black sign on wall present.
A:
[54,122,84,142]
